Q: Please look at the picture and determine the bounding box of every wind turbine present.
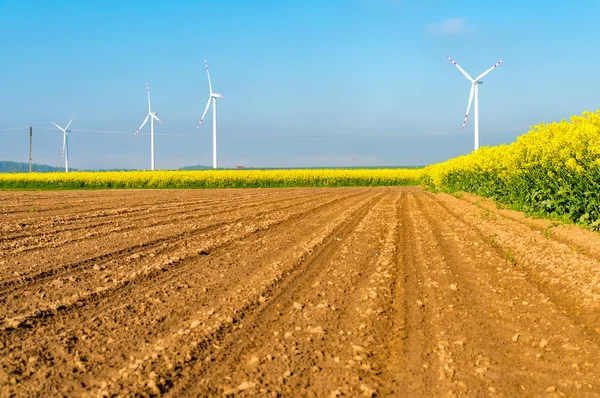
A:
[135,81,162,171]
[51,114,75,172]
[447,56,503,151]
[197,59,224,169]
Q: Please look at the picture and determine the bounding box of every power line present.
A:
[25,127,198,137]
[0,126,530,139]
[0,127,29,131]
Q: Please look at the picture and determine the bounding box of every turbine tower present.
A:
[197,59,224,169]
[447,56,503,151]
[51,114,75,172]
[135,81,162,171]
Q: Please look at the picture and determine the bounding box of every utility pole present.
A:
[29,127,32,173]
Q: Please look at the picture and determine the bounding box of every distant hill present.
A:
[0,161,69,173]
[0,161,213,173]
[1,161,424,173]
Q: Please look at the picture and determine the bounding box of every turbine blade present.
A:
[136,114,150,135]
[205,59,213,95]
[152,114,162,124]
[146,81,152,113]
[62,132,66,157]
[64,114,75,131]
[474,58,504,81]
[447,56,474,82]
[51,121,65,132]
[197,97,212,129]
[462,84,475,129]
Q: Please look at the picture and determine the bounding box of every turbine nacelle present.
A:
[211,93,224,99]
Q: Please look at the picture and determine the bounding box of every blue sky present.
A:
[1,0,599,169]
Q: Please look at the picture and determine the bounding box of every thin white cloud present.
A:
[425,18,471,36]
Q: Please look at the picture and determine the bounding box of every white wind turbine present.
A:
[447,56,503,151]
[51,114,75,172]
[197,59,224,169]
[135,81,162,171]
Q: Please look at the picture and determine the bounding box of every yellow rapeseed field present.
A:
[423,109,600,228]
[0,168,423,189]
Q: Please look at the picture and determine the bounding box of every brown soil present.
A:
[1,187,600,397]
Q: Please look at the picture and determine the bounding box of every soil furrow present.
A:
[0,191,319,256]
[0,190,366,318]
[457,193,600,261]
[0,191,347,290]
[414,192,600,396]
[424,191,600,340]
[0,190,377,396]
[0,189,300,243]
[166,190,389,397]
[0,190,288,220]
[3,187,600,397]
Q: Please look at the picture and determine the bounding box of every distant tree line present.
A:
[0,161,213,173]
[0,161,67,173]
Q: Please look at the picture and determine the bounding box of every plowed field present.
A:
[2,187,600,397]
